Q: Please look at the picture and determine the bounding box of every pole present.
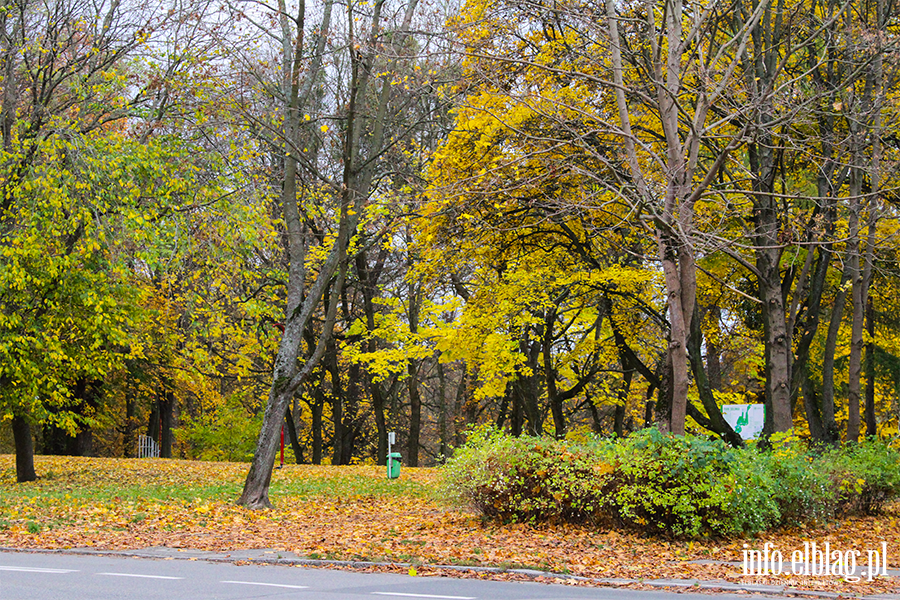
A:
[279,424,285,468]
[387,431,395,478]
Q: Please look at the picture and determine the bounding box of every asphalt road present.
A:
[0,551,729,600]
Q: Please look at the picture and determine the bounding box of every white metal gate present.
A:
[138,434,160,458]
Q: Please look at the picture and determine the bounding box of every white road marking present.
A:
[371,593,476,600]
[221,580,310,589]
[97,572,184,580]
[0,566,78,574]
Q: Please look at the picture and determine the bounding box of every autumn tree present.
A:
[227,0,441,507]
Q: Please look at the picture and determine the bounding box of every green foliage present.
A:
[174,396,263,462]
[442,425,611,524]
[760,436,835,526]
[443,428,900,539]
[822,438,900,515]
[598,429,779,537]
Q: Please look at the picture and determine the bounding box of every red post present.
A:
[280,424,285,468]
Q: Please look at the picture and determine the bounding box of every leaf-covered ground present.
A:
[1,455,898,596]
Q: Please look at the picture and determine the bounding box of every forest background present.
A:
[2,0,900,506]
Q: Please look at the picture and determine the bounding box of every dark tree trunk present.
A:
[372,382,388,464]
[822,272,849,444]
[159,389,174,458]
[495,384,510,430]
[706,307,723,391]
[511,381,523,436]
[341,362,361,465]
[743,0,793,435]
[12,415,36,482]
[437,362,449,461]
[656,348,673,428]
[688,305,743,446]
[613,403,625,437]
[311,392,324,465]
[124,391,137,458]
[407,359,422,467]
[147,401,160,443]
[285,406,303,463]
[865,296,877,437]
[801,361,826,442]
[327,339,345,466]
[516,330,543,435]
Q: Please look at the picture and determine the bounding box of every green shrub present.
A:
[761,441,835,526]
[721,449,781,534]
[599,428,778,537]
[822,438,900,515]
[442,425,611,524]
[441,427,900,539]
[174,397,262,462]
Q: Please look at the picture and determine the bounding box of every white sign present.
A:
[722,404,765,440]
[388,431,395,445]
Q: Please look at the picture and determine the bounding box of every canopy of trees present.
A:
[2,0,900,507]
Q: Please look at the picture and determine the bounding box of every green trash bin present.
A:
[387,452,401,479]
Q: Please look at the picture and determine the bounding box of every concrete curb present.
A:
[1,546,897,599]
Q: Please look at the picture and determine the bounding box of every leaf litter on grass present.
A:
[0,454,898,596]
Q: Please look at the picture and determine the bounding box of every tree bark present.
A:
[865,296,877,437]
[822,272,849,444]
[407,360,422,466]
[12,415,36,482]
[311,388,324,465]
[327,338,345,465]
[160,389,174,458]
[687,305,743,446]
[285,406,303,463]
[406,278,422,466]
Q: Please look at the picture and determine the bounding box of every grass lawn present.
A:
[1,454,898,596]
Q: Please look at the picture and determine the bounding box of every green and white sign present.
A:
[722,404,765,440]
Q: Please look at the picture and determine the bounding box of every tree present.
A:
[234,0,429,508]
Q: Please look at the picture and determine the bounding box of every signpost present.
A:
[386,432,400,479]
[722,404,765,440]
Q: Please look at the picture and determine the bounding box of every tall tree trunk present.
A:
[688,305,743,446]
[757,246,793,434]
[511,379,523,436]
[407,360,422,466]
[822,275,849,444]
[519,330,543,435]
[706,307,722,390]
[327,339,345,465]
[792,241,833,442]
[124,389,137,458]
[406,278,422,466]
[846,157,864,444]
[865,296,877,437]
[437,361,449,461]
[356,248,390,463]
[285,406,303,463]
[342,362,361,465]
[311,390,324,465]
[147,400,160,444]
[373,384,388,464]
[160,389,174,458]
[864,0,884,439]
[12,415,36,482]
